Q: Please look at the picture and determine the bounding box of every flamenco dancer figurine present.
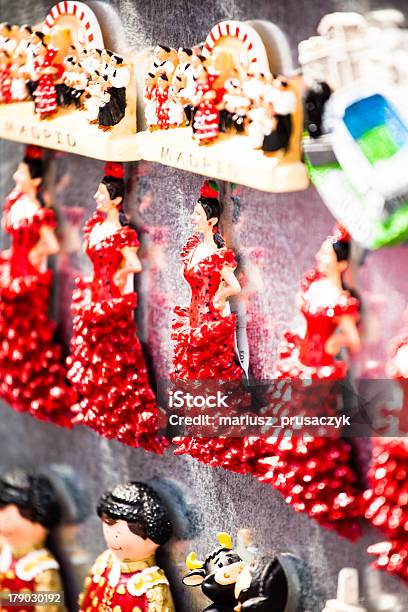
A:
[192,68,223,144]
[171,180,241,380]
[172,180,250,465]
[253,225,363,539]
[364,311,408,583]
[183,532,296,612]
[31,32,62,120]
[67,162,167,453]
[271,224,360,381]
[0,49,12,103]
[0,146,76,426]
[79,481,175,612]
[0,468,65,612]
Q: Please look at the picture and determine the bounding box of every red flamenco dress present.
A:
[67,211,167,453]
[364,325,408,582]
[32,48,62,119]
[253,267,363,540]
[0,190,76,425]
[172,234,249,463]
[156,85,170,129]
[0,59,12,103]
[193,73,223,143]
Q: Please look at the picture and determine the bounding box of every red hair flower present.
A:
[200,180,219,199]
[104,162,125,180]
[25,145,43,160]
[331,223,350,243]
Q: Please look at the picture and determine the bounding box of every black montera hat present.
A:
[97,481,173,545]
[0,469,62,530]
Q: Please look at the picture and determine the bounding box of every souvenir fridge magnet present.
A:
[171,180,251,466]
[249,225,363,539]
[182,532,300,612]
[138,20,308,192]
[79,481,175,612]
[300,11,408,250]
[0,2,138,161]
[182,532,246,612]
[0,145,77,427]
[235,554,300,612]
[170,180,242,382]
[0,469,65,612]
[66,162,167,453]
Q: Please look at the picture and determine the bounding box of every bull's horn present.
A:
[186,551,204,570]
[217,532,232,549]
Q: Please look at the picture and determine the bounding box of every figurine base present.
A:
[0,102,140,161]
[137,127,309,192]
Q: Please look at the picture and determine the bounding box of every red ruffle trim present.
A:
[171,306,241,380]
[84,212,140,251]
[0,269,77,427]
[368,539,408,582]
[180,234,237,270]
[256,435,363,540]
[301,268,359,318]
[173,436,267,474]
[4,205,57,233]
[364,438,408,582]
[274,331,348,380]
[173,433,363,540]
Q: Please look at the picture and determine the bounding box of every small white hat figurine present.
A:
[322,568,367,612]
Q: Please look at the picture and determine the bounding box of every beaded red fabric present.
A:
[0,190,76,426]
[67,212,167,453]
[177,263,363,540]
[364,323,408,582]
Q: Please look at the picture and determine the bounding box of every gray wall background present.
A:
[1,0,408,610]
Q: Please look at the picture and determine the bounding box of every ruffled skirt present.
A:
[0,262,76,426]
[364,438,408,582]
[171,306,251,460]
[67,278,167,453]
[171,306,242,380]
[33,75,58,117]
